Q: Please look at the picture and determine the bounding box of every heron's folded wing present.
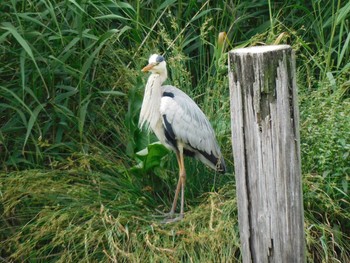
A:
[160,85,220,157]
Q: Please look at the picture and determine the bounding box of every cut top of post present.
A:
[232,44,291,54]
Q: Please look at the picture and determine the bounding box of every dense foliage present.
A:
[0,0,349,262]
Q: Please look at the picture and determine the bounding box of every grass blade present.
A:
[23,103,45,152]
[94,14,129,21]
[337,32,350,68]
[78,95,91,140]
[1,22,34,59]
[98,91,125,96]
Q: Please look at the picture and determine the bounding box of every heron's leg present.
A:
[179,150,186,218]
[163,148,186,224]
[168,151,182,217]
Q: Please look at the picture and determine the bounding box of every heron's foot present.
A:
[152,209,175,218]
[152,209,184,223]
[161,213,184,224]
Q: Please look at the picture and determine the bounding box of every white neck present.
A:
[158,69,167,84]
[139,71,167,132]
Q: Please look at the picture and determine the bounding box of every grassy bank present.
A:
[1,0,349,262]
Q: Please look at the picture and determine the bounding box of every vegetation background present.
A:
[0,0,349,262]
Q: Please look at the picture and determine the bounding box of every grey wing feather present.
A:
[160,85,221,158]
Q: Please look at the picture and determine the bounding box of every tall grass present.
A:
[0,0,132,170]
[1,0,350,262]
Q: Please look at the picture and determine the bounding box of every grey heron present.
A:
[139,54,226,223]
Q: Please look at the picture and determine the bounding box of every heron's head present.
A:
[141,54,166,74]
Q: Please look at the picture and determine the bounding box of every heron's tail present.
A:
[216,156,226,174]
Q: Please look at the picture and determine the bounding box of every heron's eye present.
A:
[156,55,165,63]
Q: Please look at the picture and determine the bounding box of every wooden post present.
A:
[228,45,305,263]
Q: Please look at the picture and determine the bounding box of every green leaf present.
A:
[335,2,350,25]
[54,89,79,103]
[0,86,32,114]
[94,14,129,21]
[337,32,350,68]
[190,8,220,22]
[78,95,91,139]
[136,142,169,172]
[156,0,176,13]
[0,103,27,129]
[98,91,125,96]
[114,1,136,12]
[68,0,87,14]
[20,49,26,92]
[1,22,34,60]
[23,103,46,150]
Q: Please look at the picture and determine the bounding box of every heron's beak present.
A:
[141,63,155,72]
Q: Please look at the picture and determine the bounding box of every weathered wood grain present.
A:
[229,45,305,263]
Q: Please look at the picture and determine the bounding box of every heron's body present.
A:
[139,54,225,222]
